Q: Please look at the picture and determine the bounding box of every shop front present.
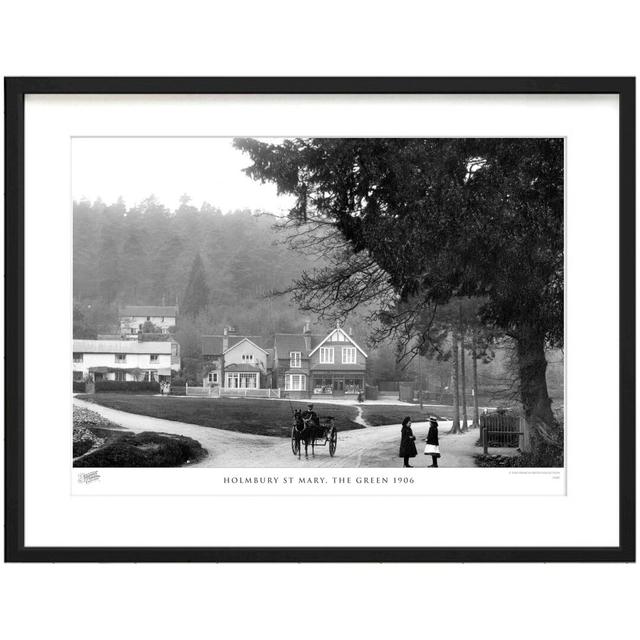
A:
[311,373,364,396]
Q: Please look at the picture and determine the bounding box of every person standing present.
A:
[399,416,418,468]
[424,416,441,467]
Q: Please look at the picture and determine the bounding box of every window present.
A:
[130,328,137,334]
[115,354,126,363]
[208,371,219,384]
[330,329,347,342]
[285,374,306,391]
[241,354,254,361]
[73,352,83,363]
[240,373,257,388]
[144,370,158,382]
[171,343,178,357]
[344,377,363,394]
[115,371,127,382]
[290,351,301,368]
[313,377,333,394]
[342,347,356,364]
[150,354,159,363]
[73,371,83,381]
[319,347,334,364]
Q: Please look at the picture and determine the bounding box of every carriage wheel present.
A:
[329,427,337,457]
[291,427,300,455]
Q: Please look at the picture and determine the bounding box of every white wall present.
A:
[224,340,267,371]
[73,352,177,377]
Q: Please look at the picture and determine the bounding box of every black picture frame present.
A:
[4,77,635,563]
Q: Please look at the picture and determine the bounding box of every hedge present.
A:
[94,381,160,393]
[73,381,86,393]
[74,431,207,467]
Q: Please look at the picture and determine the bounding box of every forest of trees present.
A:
[73,196,322,335]
[73,193,562,408]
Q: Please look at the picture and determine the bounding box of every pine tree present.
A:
[181,253,210,318]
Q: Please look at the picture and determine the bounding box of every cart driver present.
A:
[302,403,319,427]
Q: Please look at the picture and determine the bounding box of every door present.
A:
[333,378,344,395]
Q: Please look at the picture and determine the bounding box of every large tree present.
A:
[235,137,563,448]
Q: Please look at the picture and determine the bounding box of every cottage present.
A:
[119,305,178,337]
[73,339,180,383]
[273,322,367,398]
[201,327,273,389]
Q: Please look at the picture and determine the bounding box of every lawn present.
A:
[362,405,455,426]
[78,394,363,438]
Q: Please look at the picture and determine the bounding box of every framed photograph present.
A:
[4,77,635,562]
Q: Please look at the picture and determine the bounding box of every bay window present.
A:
[285,374,306,391]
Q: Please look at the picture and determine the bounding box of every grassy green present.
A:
[78,394,363,438]
[361,405,455,427]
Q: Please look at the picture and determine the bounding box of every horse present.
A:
[292,409,321,459]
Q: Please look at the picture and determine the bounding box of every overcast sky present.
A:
[72,137,294,213]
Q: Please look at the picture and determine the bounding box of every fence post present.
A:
[482,425,488,455]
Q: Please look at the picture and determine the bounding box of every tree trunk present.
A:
[515,324,558,450]
[459,331,468,432]
[471,333,480,429]
[449,330,461,434]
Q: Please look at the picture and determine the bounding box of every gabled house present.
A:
[273,322,367,398]
[201,327,273,389]
[119,305,178,338]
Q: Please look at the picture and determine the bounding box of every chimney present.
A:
[222,326,229,353]
[303,320,311,351]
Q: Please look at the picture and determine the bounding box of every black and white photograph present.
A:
[7,77,632,562]
[72,136,565,471]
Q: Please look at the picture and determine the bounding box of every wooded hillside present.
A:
[73,196,321,336]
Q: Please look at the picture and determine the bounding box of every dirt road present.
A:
[73,397,512,468]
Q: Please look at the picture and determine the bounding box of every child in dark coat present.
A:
[399,416,418,468]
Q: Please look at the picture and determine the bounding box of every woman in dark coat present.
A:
[424,417,440,467]
[399,416,418,468]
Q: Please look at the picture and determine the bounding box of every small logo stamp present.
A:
[78,470,101,484]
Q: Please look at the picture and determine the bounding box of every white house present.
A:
[222,337,269,389]
[73,339,180,383]
[119,305,178,337]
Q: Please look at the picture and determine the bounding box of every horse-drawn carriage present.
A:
[291,408,337,458]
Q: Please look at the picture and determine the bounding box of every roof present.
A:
[119,305,178,317]
[201,335,269,356]
[73,340,173,354]
[225,363,262,373]
[308,327,368,358]
[223,337,268,355]
[274,333,324,357]
[274,331,367,359]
